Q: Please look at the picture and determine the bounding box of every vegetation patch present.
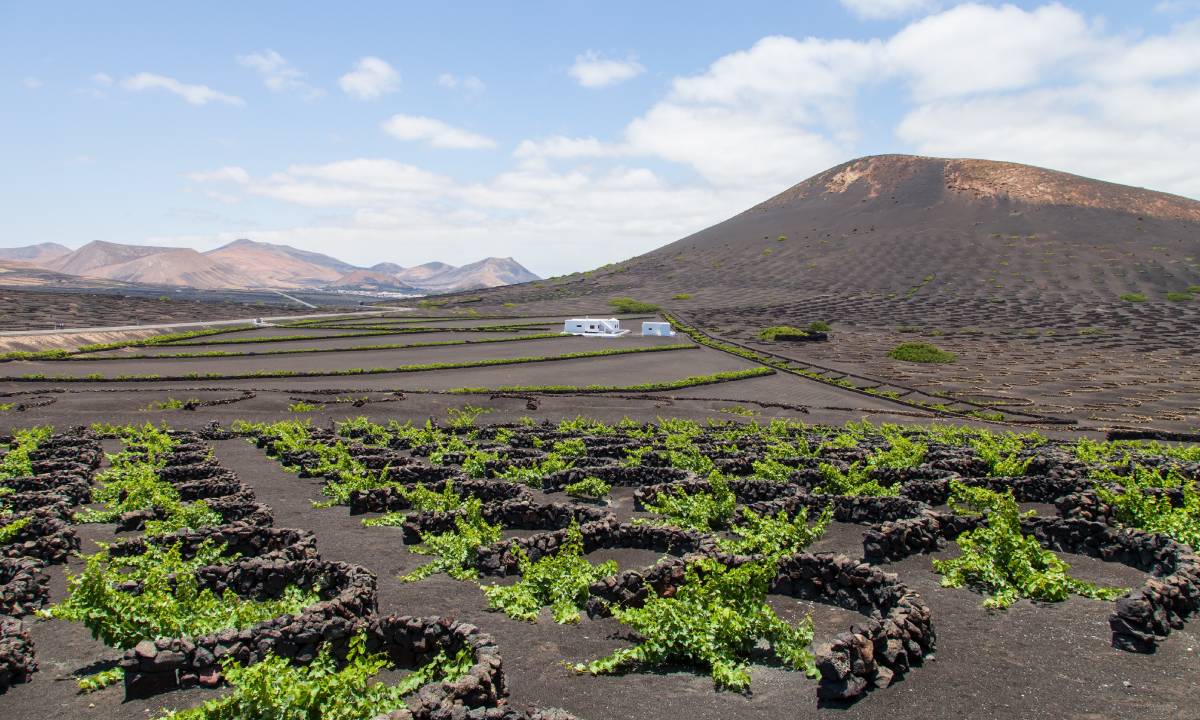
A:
[43,540,318,650]
[887,342,956,364]
[401,499,502,582]
[758,325,811,341]
[1120,293,1148,303]
[608,297,660,313]
[933,481,1128,609]
[564,477,611,501]
[576,556,817,691]
[482,523,616,623]
[163,632,471,720]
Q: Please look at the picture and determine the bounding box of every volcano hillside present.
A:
[424,154,1200,432]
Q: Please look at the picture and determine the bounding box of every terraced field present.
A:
[0,309,1197,719]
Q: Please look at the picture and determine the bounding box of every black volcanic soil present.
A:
[1,407,1195,720]
[0,287,343,331]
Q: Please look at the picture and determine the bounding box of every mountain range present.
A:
[0,238,538,294]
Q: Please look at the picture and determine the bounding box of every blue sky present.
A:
[3,1,1198,276]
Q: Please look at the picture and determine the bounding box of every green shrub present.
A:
[717,506,831,557]
[1165,291,1195,302]
[482,523,616,623]
[816,462,898,496]
[671,293,692,300]
[564,476,611,500]
[44,541,318,649]
[0,516,31,543]
[933,481,1127,609]
[608,297,660,313]
[806,321,831,332]
[0,425,53,479]
[162,632,471,720]
[758,325,810,341]
[576,557,817,691]
[1096,466,1199,548]
[642,473,735,531]
[888,342,956,363]
[1120,293,1147,302]
[288,401,322,412]
[401,499,501,582]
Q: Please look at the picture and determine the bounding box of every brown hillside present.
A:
[425,154,1200,430]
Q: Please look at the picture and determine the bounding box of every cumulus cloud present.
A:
[238,49,323,98]
[179,4,1200,274]
[893,9,1200,198]
[122,73,244,106]
[381,114,497,150]
[568,51,645,88]
[839,0,940,20]
[338,57,399,99]
[513,136,622,161]
[887,3,1096,100]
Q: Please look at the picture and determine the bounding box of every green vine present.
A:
[933,481,1128,609]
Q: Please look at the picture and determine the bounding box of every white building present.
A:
[562,317,628,337]
[641,321,675,337]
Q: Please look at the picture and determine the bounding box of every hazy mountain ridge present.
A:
[2,238,539,294]
[0,242,71,265]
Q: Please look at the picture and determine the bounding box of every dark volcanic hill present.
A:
[429,154,1200,430]
[460,154,1200,307]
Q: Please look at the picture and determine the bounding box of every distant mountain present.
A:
[333,258,539,294]
[393,261,455,284]
[410,257,540,292]
[87,248,262,290]
[329,269,421,292]
[3,238,539,294]
[0,242,71,265]
[43,240,173,276]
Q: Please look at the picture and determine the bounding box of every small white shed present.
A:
[563,317,629,337]
[641,321,675,337]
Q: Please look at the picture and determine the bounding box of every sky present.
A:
[3,0,1199,277]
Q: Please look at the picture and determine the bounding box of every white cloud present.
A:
[92,73,113,87]
[620,35,883,188]
[174,4,1200,275]
[182,156,752,274]
[238,49,323,98]
[22,77,42,89]
[338,57,399,99]
[894,9,1200,198]
[840,0,939,20]
[886,3,1095,100]
[381,114,497,150]
[568,51,645,88]
[437,73,486,94]
[122,73,245,106]
[513,136,622,161]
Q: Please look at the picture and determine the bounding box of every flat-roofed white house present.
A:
[562,317,628,337]
[641,321,675,337]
